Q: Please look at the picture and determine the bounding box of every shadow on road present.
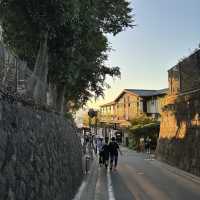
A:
[110,171,135,200]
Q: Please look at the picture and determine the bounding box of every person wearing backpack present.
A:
[102,137,110,168]
[109,137,122,171]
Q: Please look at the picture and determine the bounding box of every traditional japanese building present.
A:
[100,88,168,128]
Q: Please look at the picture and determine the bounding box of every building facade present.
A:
[157,49,200,176]
[159,49,200,139]
[100,101,116,123]
[100,88,168,127]
[168,49,200,95]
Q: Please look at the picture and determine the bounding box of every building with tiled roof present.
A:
[99,88,168,127]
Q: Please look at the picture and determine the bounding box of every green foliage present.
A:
[0,0,75,67]
[128,138,136,150]
[64,112,74,121]
[130,115,157,126]
[128,122,160,150]
[0,0,133,110]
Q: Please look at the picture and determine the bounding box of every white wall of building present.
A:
[147,97,159,114]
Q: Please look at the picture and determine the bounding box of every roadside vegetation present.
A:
[127,116,160,151]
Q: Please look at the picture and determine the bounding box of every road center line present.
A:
[107,170,116,200]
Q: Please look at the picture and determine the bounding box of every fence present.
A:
[0,41,48,103]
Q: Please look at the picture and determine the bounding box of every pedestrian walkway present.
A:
[73,146,200,200]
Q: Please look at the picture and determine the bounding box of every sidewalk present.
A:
[73,142,99,200]
[73,156,99,200]
[73,151,112,200]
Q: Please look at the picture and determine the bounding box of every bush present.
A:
[64,112,74,120]
[130,115,157,126]
[128,122,160,150]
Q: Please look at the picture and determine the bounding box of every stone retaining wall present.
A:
[156,90,200,176]
[0,98,83,200]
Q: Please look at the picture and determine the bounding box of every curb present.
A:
[73,157,98,200]
[155,160,200,185]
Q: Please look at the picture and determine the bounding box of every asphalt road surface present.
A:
[75,147,200,200]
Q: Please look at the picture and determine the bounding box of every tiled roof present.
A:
[100,88,168,107]
[100,101,115,107]
[124,88,168,97]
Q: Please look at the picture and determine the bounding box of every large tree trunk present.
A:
[55,83,66,113]
[26,34,48,104]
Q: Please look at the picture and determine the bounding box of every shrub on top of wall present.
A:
[128,122,160,151]
[130,115,157,126]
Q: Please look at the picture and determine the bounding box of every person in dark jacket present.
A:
[102,137,109,168]
[97,138,104,166]
[109,137,122,170]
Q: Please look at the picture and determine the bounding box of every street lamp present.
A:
[88,108,98,135]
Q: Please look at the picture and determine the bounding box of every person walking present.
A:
[145,136,151,154]
[102,137,110,168]
[139,137,145,152]
[145,136,151,160]
[109,137,122,171]
[97,137,104,166]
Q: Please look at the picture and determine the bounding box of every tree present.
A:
[60,0,133,110]
[0,0,133,111]
[0,0,78,105]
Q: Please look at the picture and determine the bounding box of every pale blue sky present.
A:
[88,0,200,108]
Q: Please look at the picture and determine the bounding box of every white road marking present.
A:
[107,170,116,200]
[72,180,87,200]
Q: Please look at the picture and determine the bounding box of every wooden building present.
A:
[100,88,168,128]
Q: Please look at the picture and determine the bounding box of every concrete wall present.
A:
[0,98,83,200]
[156,90,200,176]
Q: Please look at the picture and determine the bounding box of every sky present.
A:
[86,0,200,109]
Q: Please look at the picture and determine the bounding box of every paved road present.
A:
[75,147,200,200]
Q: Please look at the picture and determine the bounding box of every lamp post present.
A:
[88,109,98,135]
[88,109,98,156]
